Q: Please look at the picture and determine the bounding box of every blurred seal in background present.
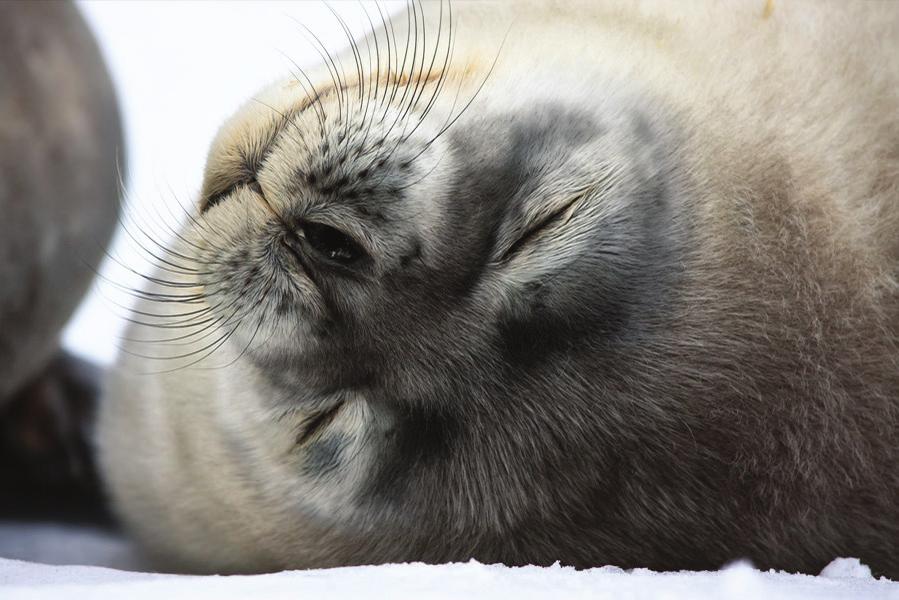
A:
[0,1,122,520]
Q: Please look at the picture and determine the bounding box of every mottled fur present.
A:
[100,1,899,577]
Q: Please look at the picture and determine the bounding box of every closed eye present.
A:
[499,196,582,262]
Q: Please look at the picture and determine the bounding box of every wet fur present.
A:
[99,1,899,577]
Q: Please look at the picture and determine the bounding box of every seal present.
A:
[0,1,122,518]
[99,1,899,576]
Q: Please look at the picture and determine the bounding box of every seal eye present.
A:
[303,221,365,264]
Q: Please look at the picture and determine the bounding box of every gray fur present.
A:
[0,1,122,402]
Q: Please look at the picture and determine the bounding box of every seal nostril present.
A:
[200,177,264,214]
[202,188,230,213]
[201,178,264,213]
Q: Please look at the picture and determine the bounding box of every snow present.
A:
[0,523,146,572]
[820,557,875,580]
[0,523,897,600]
[1,553,897,600]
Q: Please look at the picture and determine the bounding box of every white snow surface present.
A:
[3,558,897,600]
[0,523,897,600]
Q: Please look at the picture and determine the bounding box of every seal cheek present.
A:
[496,305,568,367]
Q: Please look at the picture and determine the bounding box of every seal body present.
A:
[100,1,899,576]
[0,1,122,401]
[0,1,122,516]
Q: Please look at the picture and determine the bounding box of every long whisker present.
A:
[355,1,382,156]
[117,212,207,276]
[326,2,365,117]
[276,52,328,136]
[289,15,347,128]
[424,24,510,149]
[403,1,454,141]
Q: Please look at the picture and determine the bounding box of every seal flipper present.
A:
[0,351,113,526]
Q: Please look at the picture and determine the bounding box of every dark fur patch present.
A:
[302,434,348,478]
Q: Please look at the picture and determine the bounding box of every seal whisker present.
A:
[250,96,316,160]
[397,0,435,128]
[160,184,233,252]
[374,1,394,112]
[119,202,222,271]
[120,311,240,346]
[401,2,454,143]
[380,0,420,143]
[277,52,328,137]
[118,272,274,358]
[422,25,509,150]
[325,2,365,119]
[109,296,217,323]
[87,241,209,294]
[116,220,206,276]
[390,0,421,134]
[114,188,212,272]
[199,292,274,370]
[136,326,240,374]
[153,190,226,256]
[290,17,347,127]
[355,1,383,158]
[386,0,413,110]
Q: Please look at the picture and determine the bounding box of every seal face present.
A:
[100,1,899,577]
